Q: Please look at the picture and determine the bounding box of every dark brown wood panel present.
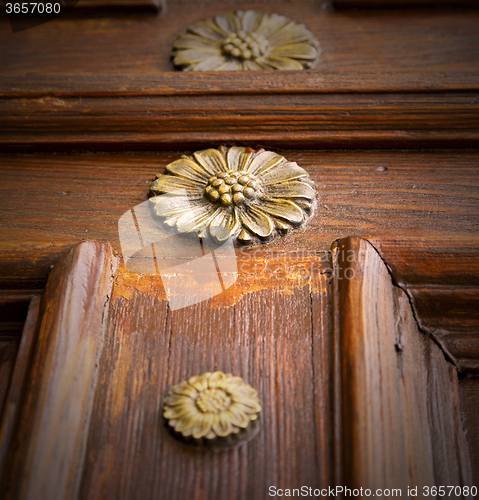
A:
[2,2,478,77]
[1,150,477,287]
[1,1,478,149]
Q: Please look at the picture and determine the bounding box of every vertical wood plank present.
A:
[334,237,472,493]
[1,241,116,500]
[79,256,333,499]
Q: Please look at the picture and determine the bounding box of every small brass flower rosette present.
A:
[172,10,320,71]
[150,146,316,246]
[163,372,261,446]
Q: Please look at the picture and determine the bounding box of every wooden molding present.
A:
[0,241,116,500]
[333,236,473,488]
[1,87,478,151]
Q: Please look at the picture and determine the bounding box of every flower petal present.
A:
[164,405,198,421]
[176,204,219,233]
[164,394,195,407]
[173,48,220,67]
[221,376,245,392]
[150,195,191,218]
[212,412,233,437]
[214,59,244,71]
[238,205,274,238]
[232,384,258,398]
[240,10,264,33]
[259,161,309,185]
[242,59,263,71]
[263,181,315,200]
[214,13,241,34]
[268,24,314,47]
[188,375,209,392]
[172,381,198,398]
[227,146,253,172]
[194,148,228,175]
[231,398,262,414]
[166,158,211,184]
[188,19,228,41]
[237,229,253,242]
[150,175,202,196]
[173,33,221,50]
[193,56,228,71]
[246,150,286,176]
[191,413,215,439]
[174,412,202,435]
[262,56,304,70]
[209,209,241,241]
[270,43,318,60]
[207,371,226,388]
[258,199,304,224]
[225,406,250,428]
[256,13,290,39]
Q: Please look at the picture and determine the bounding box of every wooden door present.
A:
[1,1,479,498]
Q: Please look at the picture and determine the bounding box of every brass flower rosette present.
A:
[163,371,261,446]
[150,145,316,246]
[172,10,320,71]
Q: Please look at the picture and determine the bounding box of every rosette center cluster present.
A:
[195,388,232,414]
[221,30,270,60]
[204,169,260,207]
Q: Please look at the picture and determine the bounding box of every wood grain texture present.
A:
[334,236,472,490]
[2,92,478,150]
[1,150,477,287]
[1,150,477,368]
[1,1,479,149]
[1,241,116,500]
[2,1,478,77]
[77,256,332,499]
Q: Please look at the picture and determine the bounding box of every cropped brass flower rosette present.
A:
[172,10,320,71]
[150,146,316,245]
[163,371,261,446]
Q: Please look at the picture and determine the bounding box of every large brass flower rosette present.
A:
[163,372,261,446]
[149,146,316,246]
[172,10,320,71]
